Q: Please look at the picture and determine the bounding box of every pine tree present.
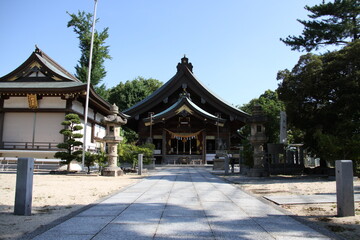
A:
[55,114,83,171]
[281,0,360,51]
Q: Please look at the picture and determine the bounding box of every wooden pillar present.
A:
[162,128,166,164]
[65,98,73,113]
[202,130,206,164]
[0,98,4,148]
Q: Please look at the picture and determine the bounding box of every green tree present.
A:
[67,11,111,87]
[108,76,163,111]
[81,151,97,174]
[118,143,154,169]
[55,114,83,171]
[281,0,360,52]
[277,40,360,165]
[95,83,110,101]
[240,90,286,144]
[95,151,108,173]
[108,76,162,143]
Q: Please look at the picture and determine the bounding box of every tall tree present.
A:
[108,76,163,111]
[281,0,360,52]
[55,114,83,171]
[277,40,360,164]
[108,76,162,143]
[67,11,111,88]
[240,90,286,144]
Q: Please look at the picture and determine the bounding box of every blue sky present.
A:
[0,0,321,106]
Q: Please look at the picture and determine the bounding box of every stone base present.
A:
[213,158,225,170]
[248,168,269,177]
[101,167,124,177]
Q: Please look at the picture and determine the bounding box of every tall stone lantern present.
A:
[101,104,127,177]
[248,105,268,177]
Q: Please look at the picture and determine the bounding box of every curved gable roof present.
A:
[124,56,250,122]
[0,46,79,82]
[143,92,226,126]
[0,46,128,121]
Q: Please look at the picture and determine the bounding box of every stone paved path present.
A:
[32,167,333,240]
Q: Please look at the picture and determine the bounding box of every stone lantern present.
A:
[101,104,127,176]
[248,105,268,177]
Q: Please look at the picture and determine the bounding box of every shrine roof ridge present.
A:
[124,56,251,120]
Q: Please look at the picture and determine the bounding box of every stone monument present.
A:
[101,104,127,176]
[248,105,268,177]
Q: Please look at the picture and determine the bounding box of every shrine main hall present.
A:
[124,56,264,165]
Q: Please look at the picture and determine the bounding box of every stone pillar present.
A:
[101,104,127,177]
[14,158,34,216]
[138,154,143,175]
[248,105,268,177]
[336,160,355,217]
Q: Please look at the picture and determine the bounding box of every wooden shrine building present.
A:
[124,56,253,164]
[0,46,127,161]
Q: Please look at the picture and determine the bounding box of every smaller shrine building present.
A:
[0,47,127,160]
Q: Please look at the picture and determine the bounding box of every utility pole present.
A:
[82,0,98,169]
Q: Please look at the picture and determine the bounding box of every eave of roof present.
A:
[143,94,226,125]
[124,57,251,122]
[0,47,129,120]
[0,46,80,83]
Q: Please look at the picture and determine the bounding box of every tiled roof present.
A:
[0,82,85,89]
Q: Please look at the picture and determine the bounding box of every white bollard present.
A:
[336,160,355,217]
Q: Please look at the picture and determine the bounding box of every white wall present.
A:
[72,101,83,115]
[4,96,66,109]
[3,97,28,108]
[34,113,64,143]
[88,108,95,120]
[95,112,105,122]
[2,112,64,144]
[79,119,93,146]
[3,112,34,142]
[38,97,66,108]
[94,124,106,139]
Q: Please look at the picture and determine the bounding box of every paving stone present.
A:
[156,218,213,237]
[126,202,166,211]
[33,216,114,239]
[163,206,205,217]
[33,233,94,240]
[167,197,200,205]
[210,224,275,240]
[154,235,215,239]
[31,167,333,240]
[113,209,163,224]
[92,223,158,240]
